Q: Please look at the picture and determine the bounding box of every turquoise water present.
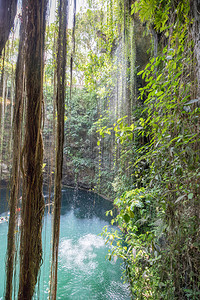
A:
[0,188,130,299]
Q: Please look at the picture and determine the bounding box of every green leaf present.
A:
[184,99,199,105]
[137,70,144,75]
[123,214,130,223]
[175,195,186,203]
[188,193,193,200]
[129,210,134,218]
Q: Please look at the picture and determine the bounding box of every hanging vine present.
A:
[49,0,68,298]
[5,2,25,298]
[18,0,47,298]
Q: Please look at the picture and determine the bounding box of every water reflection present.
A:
[60,189,115,223]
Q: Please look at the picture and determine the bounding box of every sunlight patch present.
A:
[59,234,105,272]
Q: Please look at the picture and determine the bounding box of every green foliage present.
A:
[64,88,98,183]
[132,0,190,33]
[100,0,200,299]
[76,1,121,94]
[102,188,171,299]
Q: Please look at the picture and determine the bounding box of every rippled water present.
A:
[0,188,130,299]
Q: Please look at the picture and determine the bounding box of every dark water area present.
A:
[0,188,130,299]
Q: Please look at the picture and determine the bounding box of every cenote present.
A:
[0,188,130,299]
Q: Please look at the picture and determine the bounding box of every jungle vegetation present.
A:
[0,0,199,299]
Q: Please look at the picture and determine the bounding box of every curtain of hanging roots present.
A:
[69,0,76,101]
[18,0,47,299]
[5,3,25,298]
[0,51,5,183]
[49,0,67,298]
[0,0,18,56]
[48,32,57,215]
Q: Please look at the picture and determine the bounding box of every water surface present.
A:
[0,188,130,299]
